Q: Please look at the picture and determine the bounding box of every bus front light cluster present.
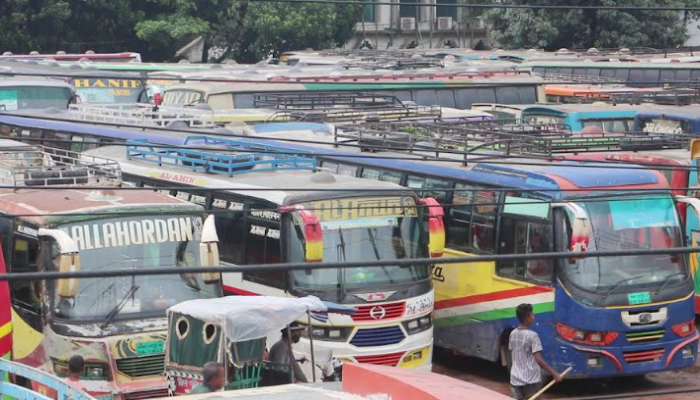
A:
[403,315,432,335]
[556,323,618,346]
[302,326,350,342]
[52,358,109,379]
[672,319,696,338]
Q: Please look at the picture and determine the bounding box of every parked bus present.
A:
[159,75,546,111]
[0,78,74,111]
[0,139,222,400]
[470,103,531,121]
[1,114,696,378]
[0,52,142,63]
[633,105,700,135]
[520,61,700,87]
[82,138,444,371]
[686,141,700,312]
[520,104,645,132]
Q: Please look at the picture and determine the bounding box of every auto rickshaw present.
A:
[165,296,353,395]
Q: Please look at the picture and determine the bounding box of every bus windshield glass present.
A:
[162,90,205,107]
[290,196,429,290]
[637,117,690,135]
[52,215,220,322]
[559,195,686,294]
[73,78,145,104]
[522,114,566,125]
[0,86,73,110]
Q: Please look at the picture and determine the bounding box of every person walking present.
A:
[509,303,562,400]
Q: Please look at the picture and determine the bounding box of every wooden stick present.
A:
[527,366,573,400]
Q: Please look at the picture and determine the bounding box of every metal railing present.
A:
[68,104,217,129]
[0,358,94,400]
[0,144,121,187]
[126,138,317,176]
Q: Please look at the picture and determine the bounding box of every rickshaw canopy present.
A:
[167,295,350,343]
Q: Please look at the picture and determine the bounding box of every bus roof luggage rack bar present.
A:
[254,91,442,123]
[569,88,700,105]
[0,144,121,187]
[341,58,445,70]
[534,72,626,84]
[126,137,317,176]
[68,104,217,129]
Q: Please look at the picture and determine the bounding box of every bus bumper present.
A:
[299,328,434,371]
[553,332,699,378]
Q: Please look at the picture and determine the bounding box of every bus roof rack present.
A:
[68,104,218,129]
[126,137,317,176]
[0,144,121,187]
[569,88,700,106]
[341,57,445,70]
[253,91,442,123]
[534,72,626,84]
[336,121,696,164]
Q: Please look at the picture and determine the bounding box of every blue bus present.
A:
[519,104,644,133]
[0,114,697,379]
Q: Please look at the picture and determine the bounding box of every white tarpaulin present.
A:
[167,296,328,343]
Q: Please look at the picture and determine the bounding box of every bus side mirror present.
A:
[551,203,590,263]
[691,139,700,160]
[675,196,700,230]
[280,206,323,263]
[38,228,80,298]
[199,215,221,283]
[418,197,445,258]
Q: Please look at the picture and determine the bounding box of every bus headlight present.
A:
[556,323,618,346]
[403,315,432,335]
[672,319,696,338]
[86,364,107,378]
[302,326,350,341]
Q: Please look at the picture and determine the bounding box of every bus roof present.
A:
[85,144,412,206]
[521,61,700,70]
[520,104,645,117]
[0,78,73,89]
[634,104,700,119]
[0,187,200,226]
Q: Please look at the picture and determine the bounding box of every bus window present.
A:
[69,136,84,152]
[476,88,497,104]
[498,217,552,284]
[676,69,691,82]
[42,131,71,150]
[628,69,644,83]
[456,89,479,109]
[660,70,676,84]
[601,69,616,79]
[361,168,381,180]
[244,203,283,288]
[495,87,521,104]
[415,90,438,106]
[532,67,545,75]
[517,87,538,103]
[233,94,255,109]
[437,90,456,108]
[11,233,42,330]
[614,69,630,82]
[393,91,412,102]
[602,120,631,133]
[407,175,451,203]
[558,68,572,77]
[212,196,246,265]
[208,94,234,110]
[322,161,339,173]
[338,164,358,177]
[581,120,604,130]
[691,70,700,82]
[380,171,402,185]
[446,185,496,253]
[642,69,660,87]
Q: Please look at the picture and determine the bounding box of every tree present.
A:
[484,0,700,50]
[0,0,71,54]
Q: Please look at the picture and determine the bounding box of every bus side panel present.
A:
[687,163,700,313]
[432,249,554,362]
[0,244,10,362]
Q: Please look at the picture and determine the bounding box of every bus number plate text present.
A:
[628,292,651,305]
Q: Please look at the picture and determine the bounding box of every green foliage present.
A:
[484,0,700,50]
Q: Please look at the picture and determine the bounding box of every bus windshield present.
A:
[52,215,220,322]
[522,114,566,125]
[0,86,73,110]
[73,79,145,104]
[637,117,690,134]
[559,195,687,294]
[290,196,429,291]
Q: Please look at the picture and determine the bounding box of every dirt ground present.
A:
[433,349,700,400]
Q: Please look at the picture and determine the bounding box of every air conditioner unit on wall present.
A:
[437,17,453,30]
[400,17,416,31]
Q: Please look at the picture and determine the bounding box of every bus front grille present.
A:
[355,352,404,366]
[623,348,665,364]
[116,354,166,377]
[625,329,665,343]
[350,326,405,347]
[353,302,406,322]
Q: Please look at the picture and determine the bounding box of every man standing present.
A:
[509,303,562,400]
[267,322,308,383]
[191,362,225,394]
[65,355,85,390]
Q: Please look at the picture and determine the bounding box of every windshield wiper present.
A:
[101,284,140,329]
[603,275,644,299]
[654,272,687,295]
